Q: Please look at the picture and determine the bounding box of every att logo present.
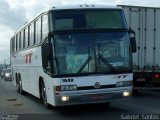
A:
[62,78,74,82]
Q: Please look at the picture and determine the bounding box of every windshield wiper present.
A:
[77,56,92,73]
[98,54,116,73]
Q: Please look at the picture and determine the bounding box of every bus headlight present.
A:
[123,91,131,97]
[116,81,132,87]
[61,85,77,91]
[61,96,70,102]
[5,73,9,77]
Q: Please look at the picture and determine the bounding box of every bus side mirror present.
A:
[128,30,137,53]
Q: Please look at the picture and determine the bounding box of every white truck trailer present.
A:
[119,5,160,88]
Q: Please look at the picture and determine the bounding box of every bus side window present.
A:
[33,21,36,45]
[29,23,34,46]
[42,15,48,42]
[19,32,21,50]
[42,40,51,73]
[23,29,25,48]
[28,25,30,47]
[16,34,18,51]
[12,37,15,52]
[10,38,12,53]
[36,17,42,44]
[25,27,28,48]
[21,30,23,49]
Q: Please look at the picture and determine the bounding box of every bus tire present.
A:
[19,80,24,95]
[41,81,51,109]
[104,102,111,106]
[16,74,20,93]
[100,102,111,106]
[17,74,24,95]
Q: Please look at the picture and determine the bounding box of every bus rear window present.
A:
[51,9,127,31]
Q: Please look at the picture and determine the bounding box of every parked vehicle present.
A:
[4,68,12,81]
[1,69,5,79]
[119,5,160,89]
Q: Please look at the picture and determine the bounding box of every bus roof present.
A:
[12,4,122,37]
[50,4,121,10]
[31,4,122,22]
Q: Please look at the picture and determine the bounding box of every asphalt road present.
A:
[0,78,160,120]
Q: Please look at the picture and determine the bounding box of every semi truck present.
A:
[119,5,160,89]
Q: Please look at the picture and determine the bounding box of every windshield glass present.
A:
[51,9,127,31]
[53,32,131,75]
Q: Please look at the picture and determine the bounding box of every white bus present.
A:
[10,4,136,108]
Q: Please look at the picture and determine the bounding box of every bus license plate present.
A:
[90,95,104,100]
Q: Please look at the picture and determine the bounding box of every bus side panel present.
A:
[23,46,43,98]
[11,45,60,106]
[44,76,61,106]
[11,46,43,98]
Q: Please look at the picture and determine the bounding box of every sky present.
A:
[0,0,160,63]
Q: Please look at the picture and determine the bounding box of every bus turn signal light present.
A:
[55,86,61,91]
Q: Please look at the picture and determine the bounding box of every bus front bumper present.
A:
[54,87,132,106]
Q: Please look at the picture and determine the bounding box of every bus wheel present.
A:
[104,102,111,106]
[99,102,111,107]
[17,75,24,95]
[41,82,51,108]
[17,75,20,93]
[17,81,20,93]
[19,80,24,95]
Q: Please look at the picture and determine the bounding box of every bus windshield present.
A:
[51,9,127,31]
[53,31,131,75]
